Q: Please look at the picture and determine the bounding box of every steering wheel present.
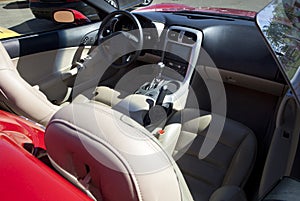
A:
[98,10,143,69]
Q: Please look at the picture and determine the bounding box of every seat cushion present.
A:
[209,186,247,201]
[170,109,257,201]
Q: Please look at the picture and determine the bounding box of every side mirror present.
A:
[53,10,75,23]
[53,9,91,25]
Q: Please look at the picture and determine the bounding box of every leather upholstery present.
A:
[169,109,257,201]
[209,186,247,201]
[0,42,60,125]
[45,102,194,201]
[45,103,256,201]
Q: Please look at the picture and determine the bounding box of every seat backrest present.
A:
[45,102,194,201]
[0,42,59,125]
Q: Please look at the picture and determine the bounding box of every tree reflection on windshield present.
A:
[257,0,300,101]
[260,0,299,79]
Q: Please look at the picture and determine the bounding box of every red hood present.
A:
[135,3,256,18]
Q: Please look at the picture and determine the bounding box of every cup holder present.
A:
[164,80,180,94]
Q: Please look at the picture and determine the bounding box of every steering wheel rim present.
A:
[98,10,143,69]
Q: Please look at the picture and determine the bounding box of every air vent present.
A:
[182,31,197,44]
[168,29,181,41]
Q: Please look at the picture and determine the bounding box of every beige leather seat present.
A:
[0,42,60,125]
[168,109,257,201]
[45,102,193,201]
[45,102,255,201]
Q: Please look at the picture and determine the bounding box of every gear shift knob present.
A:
[158,62,165,69]
[157,62,165,80]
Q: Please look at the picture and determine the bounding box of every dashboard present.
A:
[131,11,284,83]
[97,10,286,113]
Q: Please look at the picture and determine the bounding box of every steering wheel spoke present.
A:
[98,11,143,69]
[123,31,139,43]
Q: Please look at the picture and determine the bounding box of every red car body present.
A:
[0,110,92,200]
[135,3,256,18]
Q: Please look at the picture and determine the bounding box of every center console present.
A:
[135,26,203,110]
[163,26,203,81]
[113,26,203,128]
[112,26,203,153]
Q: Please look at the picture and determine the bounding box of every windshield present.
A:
[256,0,300,105]
[151,0,272,12]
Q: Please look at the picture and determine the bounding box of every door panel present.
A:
[2,22,100,104]
[13,47,87,103]
[259,95,300,198]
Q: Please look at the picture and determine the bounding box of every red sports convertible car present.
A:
[0,0,299,200]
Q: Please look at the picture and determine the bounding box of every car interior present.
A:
[0,1,300,200]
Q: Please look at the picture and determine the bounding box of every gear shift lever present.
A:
[148,62,165,90]
[157,62,165,80]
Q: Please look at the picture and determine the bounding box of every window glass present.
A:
[0,0,100,40]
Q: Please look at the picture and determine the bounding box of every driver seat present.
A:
[0,42,60,126]
[45,102,194,201]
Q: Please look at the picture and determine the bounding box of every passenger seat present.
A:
[166,109,257,201]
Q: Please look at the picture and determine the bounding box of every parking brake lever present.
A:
[156,85,168,105]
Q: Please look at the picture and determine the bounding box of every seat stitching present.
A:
[222,133,248,186]
[181,130,238,150]
[181,150,227,170]
[181,169,216,187]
